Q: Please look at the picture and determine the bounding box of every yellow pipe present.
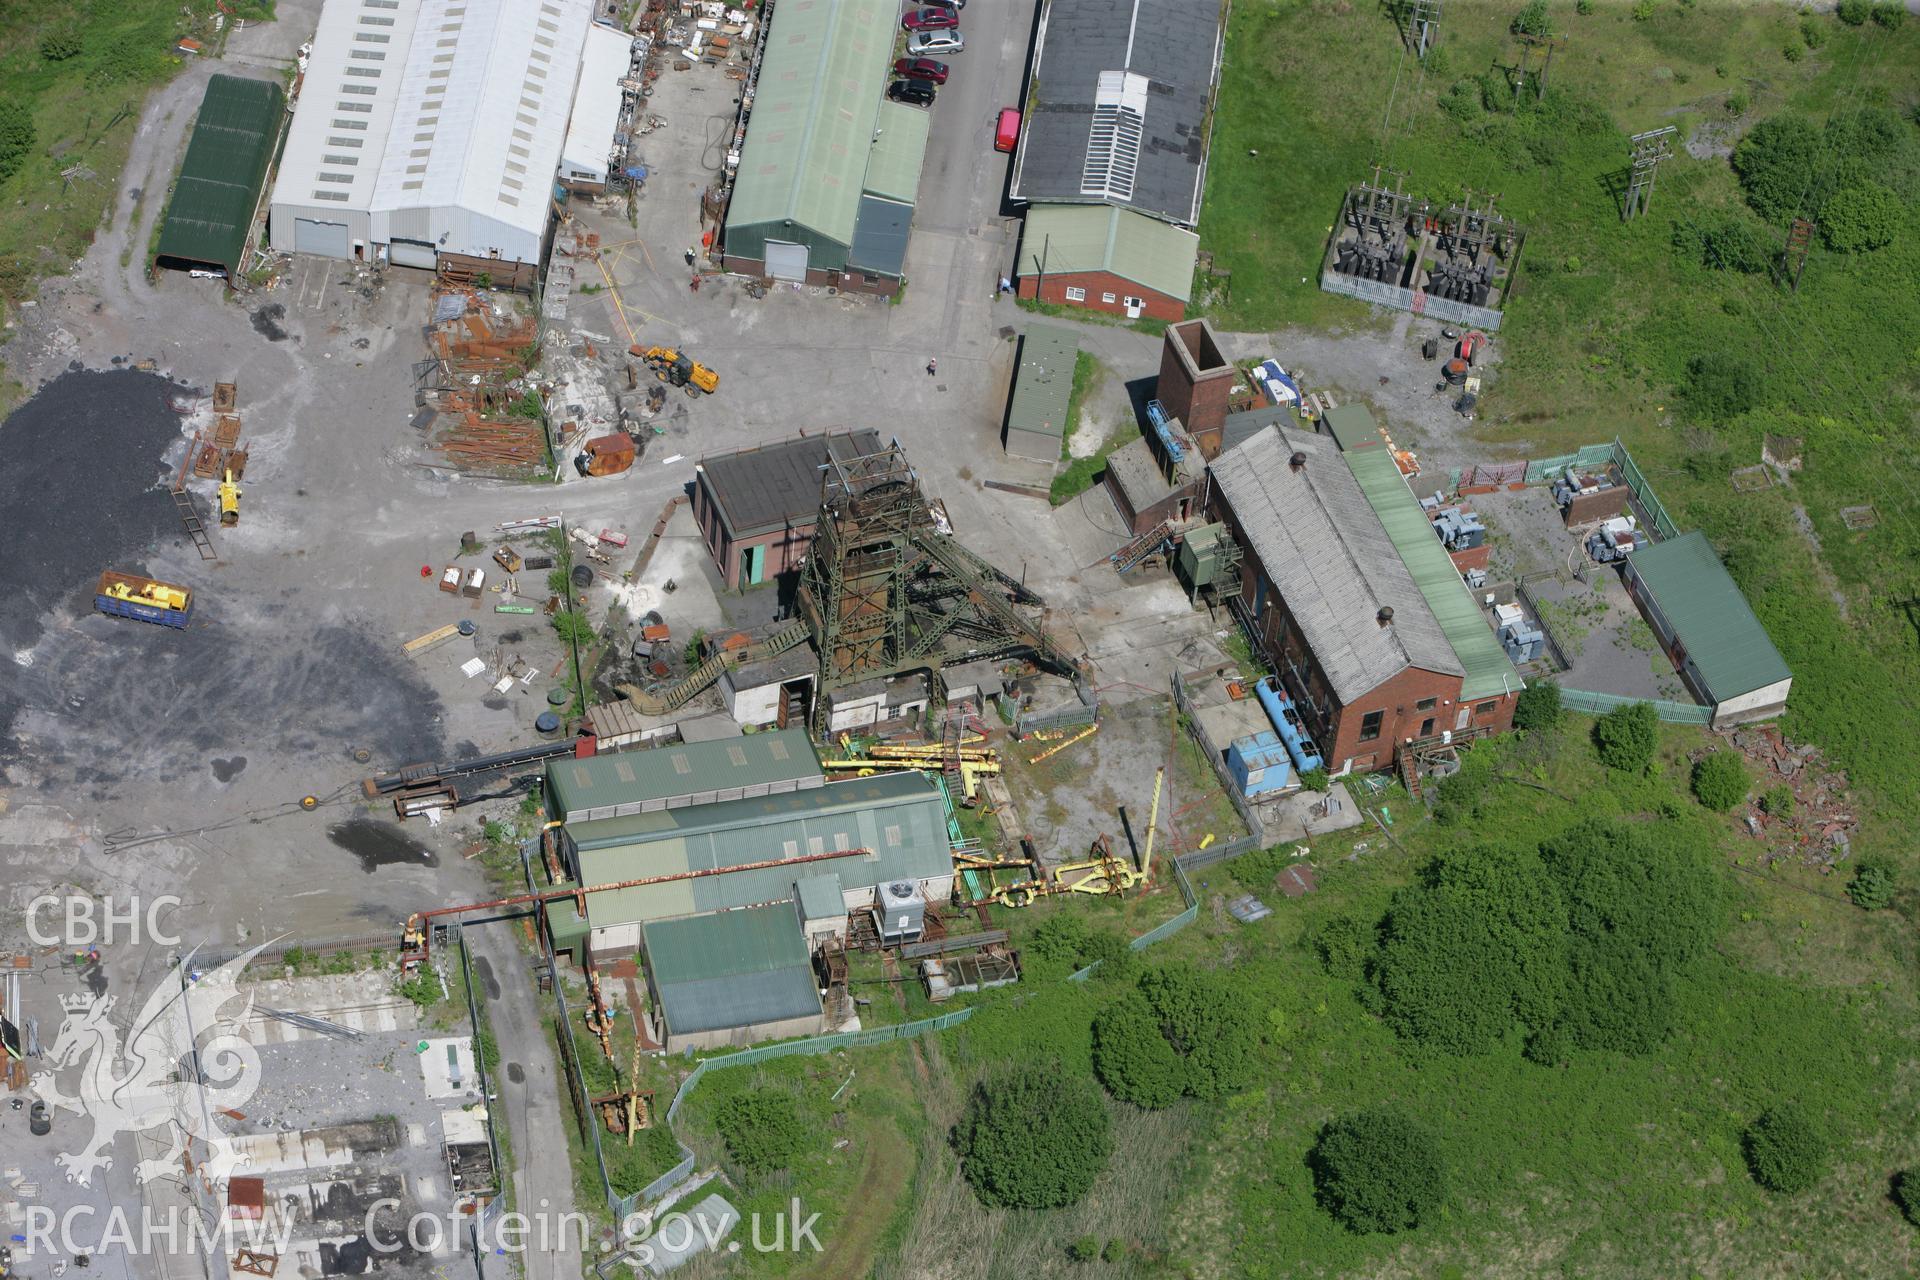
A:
[1141,767,1165,882]
[1028,723,1098,764]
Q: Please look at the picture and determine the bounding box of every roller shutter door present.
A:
[764,240,808,282]
[295,218,351,259]
[390,239,437,270]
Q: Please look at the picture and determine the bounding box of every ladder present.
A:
[1111,521,1173,574]
[941,712,966,799]
[171,486,217,561]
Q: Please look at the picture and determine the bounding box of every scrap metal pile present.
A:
[414,287,548,473]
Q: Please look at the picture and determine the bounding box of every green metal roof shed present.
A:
[154,75,284,277]
[644,904,823,1037]
[1624,531,1791,705]
[1004,324,1079,462]
[1019,204,1198,304]
[570,772,950,929]
[722,0,899,274]
[1346,445,1521,702]
[547,729,823,823]
[1322,404,1380,452]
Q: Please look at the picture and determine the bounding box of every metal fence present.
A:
[1170,667,1269,847]
[1448,440,1679,544]
[1013,699,1098,740]
[1318,270,1506,332]
[1558,687,1712,724]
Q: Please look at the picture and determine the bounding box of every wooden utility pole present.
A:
[1511,32,1565,101]
[1622,126,1676,221]
[1782,217,1815,292]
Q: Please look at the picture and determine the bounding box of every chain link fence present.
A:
[1558,687,1712,724]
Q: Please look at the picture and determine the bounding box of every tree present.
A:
[1821,183,1901,252]
[1682,351,1764,421]
[1593,701,1658,772]
[956,1068,1111,1209]
[1894,1168,1920,1227]
[0,101,35,184]
[1310,1110,1447,1234]
[1513,679,1563,732]
[1732,116,1822,223]
[1848,857,1896,909]
[1313,915,1374,982]
[1690,751,1750,812]
[1511,0,1550,36]
[1372,844,1568,1054]
[1744,1104,1826,1193]
[1871,0,1905,28]
[1092,964,1260,1107]
[1836,0,1870,22]
[715,1089,804,1180]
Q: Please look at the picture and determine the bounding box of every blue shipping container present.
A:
[1227,731,1293,797]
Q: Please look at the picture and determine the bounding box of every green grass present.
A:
[1198,0,1920,863]
[1016,295,1170,336]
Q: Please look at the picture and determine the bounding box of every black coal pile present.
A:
[0,367,190,655]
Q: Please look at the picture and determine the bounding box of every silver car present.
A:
[907,29,964,55]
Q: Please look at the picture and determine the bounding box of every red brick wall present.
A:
[1016,271,1184,322]
[1157,320,1237,451]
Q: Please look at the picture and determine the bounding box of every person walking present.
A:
[926,357,938,376]
[684,247,696,267]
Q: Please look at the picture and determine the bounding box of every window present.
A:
[1416,697,1437,711]
[884,824,902,847]
[1125,296,1145,309]
[1358,710,1384,742]
[1064,286,1086,302]
[317,172,354,183]
[807,835,825,855]
[1476,701,1497,717]
[354,32,391,43]
[313,190,351,202]
[322,154,360,166]
[782,839,798,858]
[344,66,381,78]
[1101,292,1116,304]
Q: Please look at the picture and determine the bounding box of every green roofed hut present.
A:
[1003,324,1079,462]
[643,904,827,1051]
[720,0,927,294]
[1014,204,1199,322]
[154,75,285,279]
[1622,531,1791,726]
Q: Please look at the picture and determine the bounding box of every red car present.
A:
[893,56,949,83]
[994,107,1021,153]
[902,8,959,31]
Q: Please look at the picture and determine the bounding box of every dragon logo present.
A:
[32,945,268,1188]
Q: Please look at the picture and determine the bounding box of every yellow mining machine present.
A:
[991,767,1163,907]
[218,468,242,526]
[635,344,719,395]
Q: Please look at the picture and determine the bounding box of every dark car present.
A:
[887,78,937,107]
[918,0,965,9]
[893,56,949,83]
[901,7,959,30]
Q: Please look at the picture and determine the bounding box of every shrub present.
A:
[1513,679,1562,732]
[1092,964,1259,1107]
[1725,91,1748,117]
[956,1068,1111,1209]
[1576,0,1593,13]
[1593,701,1658,772]
[1871,0,1904,27]
[1067,1237,1098,1262]
[1310,1110,1447,1234]
[1761,785,1795,818]
[1313,915,1374,982]
[1524,1022,1571,1067]
[1372,844,1568,1054]
[1894,1168,1920,1227]
[1673,211,1772,273]
[1103,1238,1126,1263]
[1800,16,1826,48]
[1836,0,1869,24]
[1744,1104,1826,1193]
[1691,751,1750,811]
[1299,766,1330,794]
[1821,183,1901,252]
[1782,41,1803,63]
[551,609,595,647]
[39,29,82,61]
[715,1089,804,1180]
[1631,0,1656,19]
[1030,914,1093,967]
[1080,929,1138,983]
[0,101,34,184]
[1511,0,1550,37]
[1733,115,1822,222]
[1847,858,1896,910]
[1683,351,1764,420]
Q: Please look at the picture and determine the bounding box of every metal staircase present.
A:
[620,618,812,715]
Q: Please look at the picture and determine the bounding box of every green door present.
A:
[743,544,766,587]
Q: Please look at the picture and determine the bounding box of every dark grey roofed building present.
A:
[693,430,885,588]
[1010,0,1227,227]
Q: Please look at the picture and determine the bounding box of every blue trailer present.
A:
[94,571,194,628]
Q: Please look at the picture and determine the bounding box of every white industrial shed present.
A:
[269,0,600,276]
[560,24,633,190]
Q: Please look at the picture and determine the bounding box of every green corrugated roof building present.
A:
[1346,445,1521,702]
[722,0,924,281]
[546,729,823,823]
[644,904,824,1043]
[1624,531,1791,715]
[564,771,950,931]
[1004,324,1079,462]
[1019,204,1199,305]
[155,75,284,277]
[1322,404,1380,452]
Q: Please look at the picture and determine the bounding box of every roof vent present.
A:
[1289,450,1307,471]
[1377,606,1395,628]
